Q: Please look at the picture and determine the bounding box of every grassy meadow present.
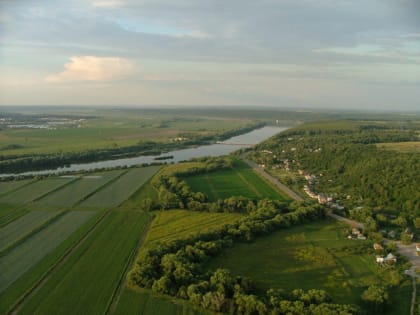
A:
[184,159,287,201]
[377,141,420,153]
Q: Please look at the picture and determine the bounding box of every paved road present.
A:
[241,157,303,202]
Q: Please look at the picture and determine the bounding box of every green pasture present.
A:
[34,170,124,208]
[0,211,102,314]
[19,211,150,315]
[184,160,287,201]
[139,210,242,257]
[207,219,379,305]
[0,177,73,205]
[0,210,62,252]
[0,211,95,294]
[121,178,159,209]
[80,166,160,208]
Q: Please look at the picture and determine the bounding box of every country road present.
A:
[241,156,303,202]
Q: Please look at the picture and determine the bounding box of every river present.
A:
[2,126,288,177]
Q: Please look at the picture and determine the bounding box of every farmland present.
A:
[0,179,34,196]
[34,170,123,207]
[19,211,150,315]
[377,141,420,153]
[184,159,287,201]
[0,210,95,294]
[0,177,73,205]
[0,210,62,252]
[80,166,160,208]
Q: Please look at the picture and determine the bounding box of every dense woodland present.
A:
[248,120,420,239]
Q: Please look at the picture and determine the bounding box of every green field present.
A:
[207,220,376,303]
[184,160,287,201]
[0,210,95,294]
[34,170,124,207]
[19,211,150,315]
[139,210,242,257]
[0,177,73,205]
[0,210,62,252]
[80,166,160,208]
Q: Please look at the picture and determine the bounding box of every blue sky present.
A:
[0,0,419,110]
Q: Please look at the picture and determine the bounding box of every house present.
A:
[416,244,420,252]
[352,228,361,236]
[376,256,384,263]
[373,243,384,251]
[385,253,397,264]
[387,230,396,239]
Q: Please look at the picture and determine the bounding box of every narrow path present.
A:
[240,156,303,201]
[410,272,416,315]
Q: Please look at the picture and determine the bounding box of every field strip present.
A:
[76,170,129,206]
[204,174,218,200]
[0,179,38,198]
[7,210,109,315]
[31,177,80,203]
[106,214,153,315]
[235,169,262,197]
[0,206,29,228]
[0,211,96,295]
[0,210,65,254]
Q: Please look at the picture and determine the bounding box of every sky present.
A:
[0,0,419,110]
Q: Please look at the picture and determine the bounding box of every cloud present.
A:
[92,1,124,8]
[46,56,134,82]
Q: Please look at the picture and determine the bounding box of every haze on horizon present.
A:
[0,0,419,111]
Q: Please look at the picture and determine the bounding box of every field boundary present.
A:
[8,210,111,315]
[0,210,67,257]
[105,212,153,315]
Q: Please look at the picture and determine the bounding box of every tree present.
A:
[361,285,389,312]
[413,217,420,229]
[400,232,412,245]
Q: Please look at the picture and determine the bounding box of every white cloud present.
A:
[46,56,134,82]
[92,1,124,8]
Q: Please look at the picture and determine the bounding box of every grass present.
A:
[0,210,95,294]
[138,210,242,257]
[0,210,62,252]
[207,219,380,305]
[0,211,102,314]
[0,177,73,205]
[184,160,287,201]
[19,211,151,315]
[120,178,159,209]
[80,166,160,208]
[34,170,124,208]
[377,141,420,153]
[114,287,208,315]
